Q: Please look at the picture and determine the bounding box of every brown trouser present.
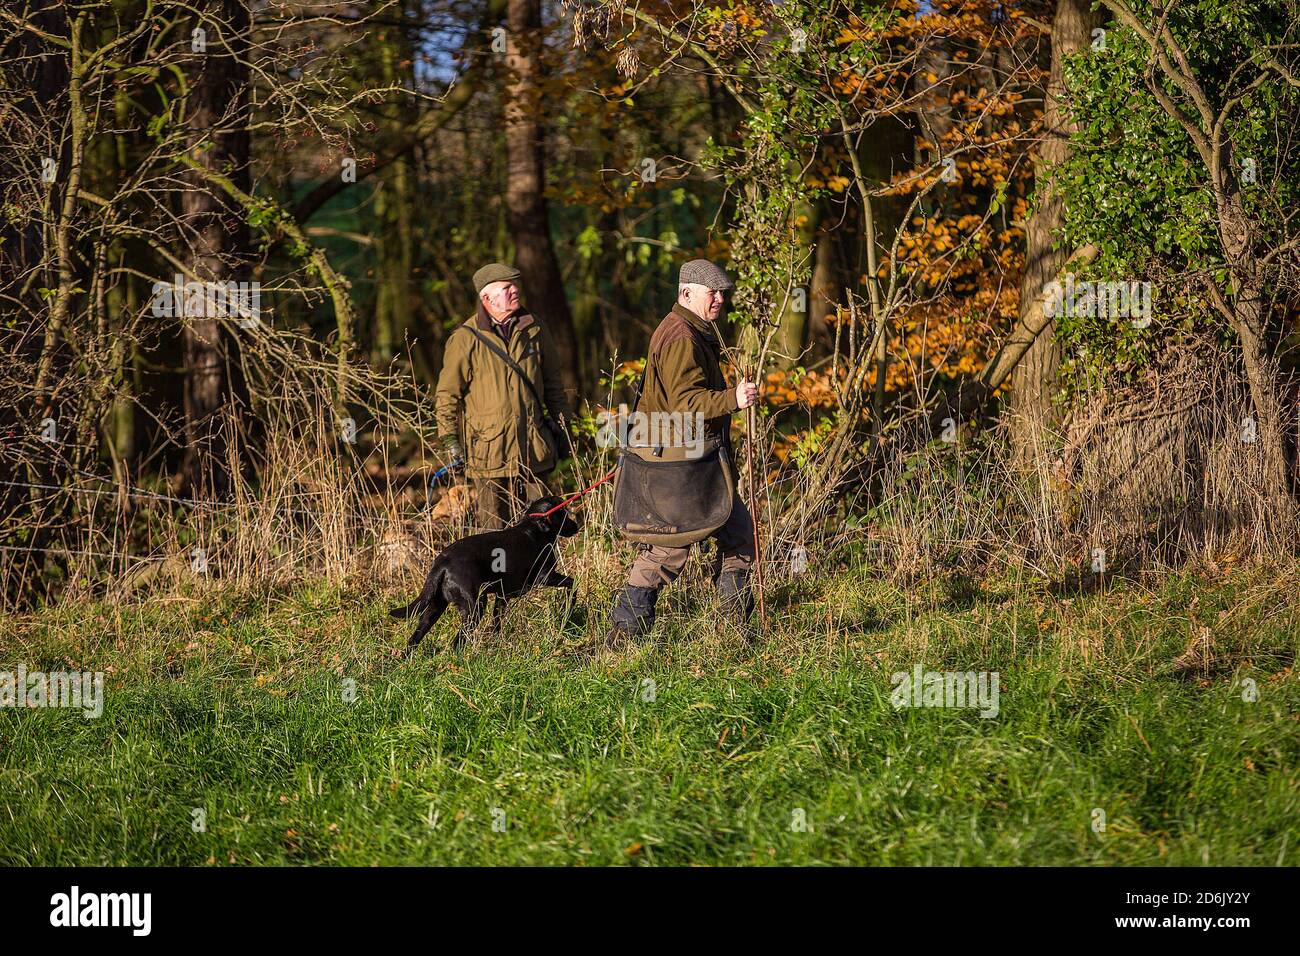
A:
[472,473,551,531]
[626,495,755,588]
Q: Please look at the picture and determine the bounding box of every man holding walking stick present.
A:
[598,259,761,652]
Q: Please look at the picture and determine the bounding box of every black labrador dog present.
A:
[390,495,580,656]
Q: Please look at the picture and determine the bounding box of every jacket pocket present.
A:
[467,418,509,470]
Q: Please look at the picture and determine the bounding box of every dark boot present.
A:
[716,569,755,624]
[601,584,660,651]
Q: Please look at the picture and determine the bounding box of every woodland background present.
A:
[2,0,1298,609]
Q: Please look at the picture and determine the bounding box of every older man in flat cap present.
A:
[600,258,760,650]
[435,262,576,530]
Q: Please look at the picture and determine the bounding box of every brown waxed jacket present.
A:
[635,302,740,457]
[435,305,576,479]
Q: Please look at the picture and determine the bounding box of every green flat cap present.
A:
[473,262,522,295]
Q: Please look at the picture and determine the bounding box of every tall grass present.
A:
[7,340,1293,614]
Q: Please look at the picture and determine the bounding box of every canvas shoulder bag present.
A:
[612,331,736,549]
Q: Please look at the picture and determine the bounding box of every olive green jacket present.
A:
[435,306,576,479]
[636,302,740,457]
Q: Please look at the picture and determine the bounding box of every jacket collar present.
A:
[671,301,719,344]
[473,301,534,334]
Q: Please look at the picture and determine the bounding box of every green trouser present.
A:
[472,474,551,531]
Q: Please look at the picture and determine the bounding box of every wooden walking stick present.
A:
[745,366,767,634]
[738,325,767,636]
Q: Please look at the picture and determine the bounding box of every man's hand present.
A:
[735,380,759,410]
[546,416,572,460]
[441,435,465,465]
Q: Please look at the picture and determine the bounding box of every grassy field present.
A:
[1,557,1297,865]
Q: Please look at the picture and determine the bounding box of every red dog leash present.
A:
[528,466,619,518]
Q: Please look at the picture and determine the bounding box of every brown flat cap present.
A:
[473,262,522,295]
[679,258,734,291]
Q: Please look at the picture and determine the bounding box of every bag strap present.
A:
[631,312,714,417]
[466,324,551,420]
[626,316,721,456]
[628,370,646,417]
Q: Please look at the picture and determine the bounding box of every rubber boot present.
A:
[602,584,660,651]
[716,569,755,624]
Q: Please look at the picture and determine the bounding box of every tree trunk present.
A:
[1218,191,1294,504]
[504,0,581,404]
[1009,0,1097,462]
[372,21,415,368]
[106,87,138,485]
[180,0,250,499]
[772,196,817,369]
[808,205,843,362]
[36,12,88,407]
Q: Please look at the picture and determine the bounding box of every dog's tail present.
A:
[389,563,447,619]
[389,600,421,619]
